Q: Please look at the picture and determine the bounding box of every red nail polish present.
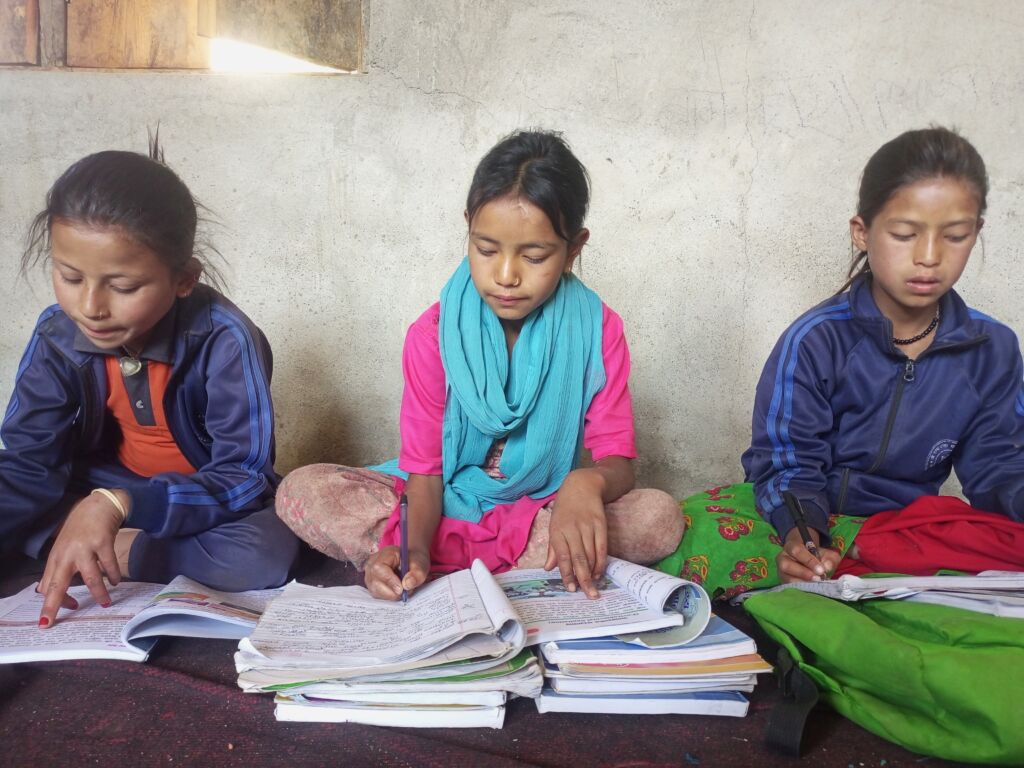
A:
[38,617,50,627]
[68,599,79,610]
[101,601,111,608]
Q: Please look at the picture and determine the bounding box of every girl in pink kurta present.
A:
[277,130,683,599]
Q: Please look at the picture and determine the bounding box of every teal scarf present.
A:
[439,258,606,521]
[374,258,606,522]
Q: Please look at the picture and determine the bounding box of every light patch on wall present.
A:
[209,38,345,73]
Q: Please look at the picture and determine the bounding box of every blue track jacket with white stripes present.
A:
[0,284,278,548]
[742,275,1024,539]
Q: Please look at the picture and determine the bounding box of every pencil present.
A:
[782,491,822,561]
[399,493,409,604]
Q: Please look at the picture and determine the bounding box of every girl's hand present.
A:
[545,470,607,599]
[38,493,125,628]
[777,527,843,584]
[364,545,430,601]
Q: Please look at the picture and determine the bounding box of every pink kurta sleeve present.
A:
[584,304,638,461]
[398,303,445,475]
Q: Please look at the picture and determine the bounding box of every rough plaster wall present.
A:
[2,1,1022,498]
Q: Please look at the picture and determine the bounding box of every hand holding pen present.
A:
[362,492,432,601]
[778,492,843,584]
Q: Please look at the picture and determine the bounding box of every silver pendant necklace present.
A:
[119,346,143,377]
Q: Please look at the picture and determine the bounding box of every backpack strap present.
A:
[765,647,819,756]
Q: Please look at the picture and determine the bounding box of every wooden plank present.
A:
[38,0,64,67]
[67,0,209,69]
[0,0,38,65]
[200,0,361,71]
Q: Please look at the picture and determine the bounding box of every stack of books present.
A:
[271,649,542,728]
[236,558,715,728]
[235,561,539,728]
[534,615,772,716]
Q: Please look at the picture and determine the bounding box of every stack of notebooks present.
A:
[235,560,539,728]
[236,558,717,728]
[535,614,772,716]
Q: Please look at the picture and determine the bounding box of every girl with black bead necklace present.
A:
[738,127,1024,586]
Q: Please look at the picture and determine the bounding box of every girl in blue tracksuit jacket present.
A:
[743,127,1024,583]
[2,139,297,627]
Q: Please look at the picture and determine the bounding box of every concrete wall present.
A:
[2,1,1022,497]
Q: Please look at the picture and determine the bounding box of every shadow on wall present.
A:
[273,342,363,476]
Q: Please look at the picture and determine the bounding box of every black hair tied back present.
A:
[22,126,225,289]
[466,129,591,241]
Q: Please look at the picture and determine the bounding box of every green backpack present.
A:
[744,589,1024,765]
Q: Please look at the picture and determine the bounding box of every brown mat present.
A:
[1,551,963,767]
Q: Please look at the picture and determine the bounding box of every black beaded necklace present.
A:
[892,308,940,346]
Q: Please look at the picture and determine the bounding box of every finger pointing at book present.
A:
[38,492,125,627]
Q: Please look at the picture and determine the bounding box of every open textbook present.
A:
[540,614,757,666]
[0,576,280,663]
[237,558,708,691]
[495,557,710,646]
[733,570,1024,618]
[236,559,526,686]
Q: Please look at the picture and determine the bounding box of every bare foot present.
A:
[114,528,141,576]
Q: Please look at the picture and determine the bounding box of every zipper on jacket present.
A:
[835,468,851,515]
[866,359,915,474]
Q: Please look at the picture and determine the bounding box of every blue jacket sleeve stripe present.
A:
[764,302,851,508]
[211,303,272,507]
[167,474,265,504]
[212,307,269,472]
[167,477,267,507]
[162,306,273,511]
[4,306,61,423]
[213,306,273,489]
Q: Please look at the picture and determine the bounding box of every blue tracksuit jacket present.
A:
[1,284,278,551]
[742,275,1024,539]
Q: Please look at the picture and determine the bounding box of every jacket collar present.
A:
[848,275,989,356]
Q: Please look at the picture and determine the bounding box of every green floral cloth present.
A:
[653,483,867,600]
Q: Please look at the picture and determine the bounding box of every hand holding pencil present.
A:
[363,542,431,601]
[364,475,441,601]
[363,493,430,602]
[777,492,843,584]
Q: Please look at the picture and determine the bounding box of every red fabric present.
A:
[377,477,552,574]
[834,495,1024,577]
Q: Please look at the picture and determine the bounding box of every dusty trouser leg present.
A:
[517,488,684,569]
[276,464,398,569]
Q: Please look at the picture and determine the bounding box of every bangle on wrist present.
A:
[91,488,128,522]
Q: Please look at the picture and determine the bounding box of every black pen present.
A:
[399,494,409,604]
[783,491,822,561]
